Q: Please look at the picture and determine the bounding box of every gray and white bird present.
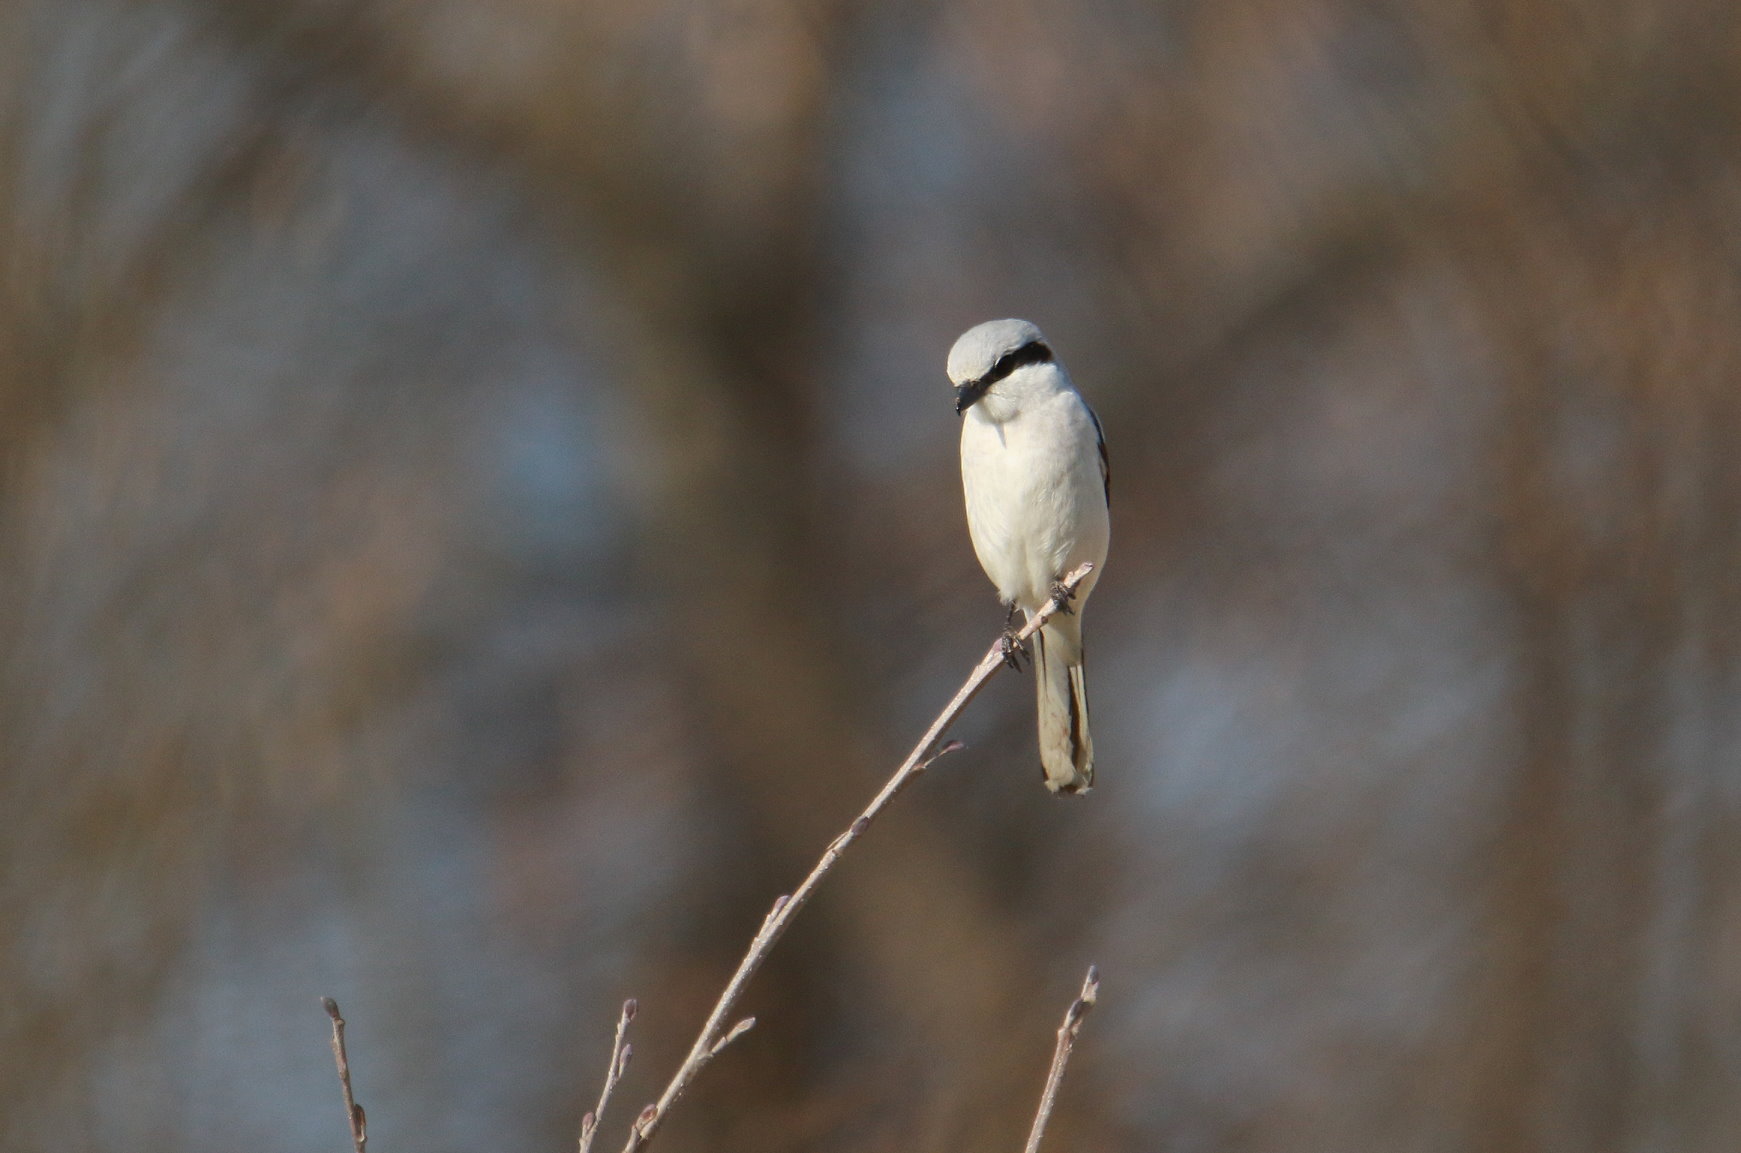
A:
[950,319,1109,794]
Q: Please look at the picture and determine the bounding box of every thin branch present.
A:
[579,999,639,1153]
[1022,965,1101,1153]
[619,563,1095,1153]
[320,997,367,1153]
[708,1016,756,1058]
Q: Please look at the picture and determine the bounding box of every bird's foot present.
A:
[999,628,1030,671]
[1048,580,1078,615]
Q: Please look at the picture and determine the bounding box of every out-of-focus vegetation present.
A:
[4,1,1740,1150]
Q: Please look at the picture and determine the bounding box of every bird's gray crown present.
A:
[947,318,1051,385]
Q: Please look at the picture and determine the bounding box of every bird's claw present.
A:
[1049,581,1078,615]
[1000,629,1030,671]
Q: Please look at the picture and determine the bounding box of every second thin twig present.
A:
[579,999,638,1153]
[1022,965,1101,1153]
[321,997,367,1153]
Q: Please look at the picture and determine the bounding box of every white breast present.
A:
[960,388,1108,612]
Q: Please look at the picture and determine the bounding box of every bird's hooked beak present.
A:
[954,378,988,415]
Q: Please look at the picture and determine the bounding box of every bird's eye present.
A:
[981,340,1054,388]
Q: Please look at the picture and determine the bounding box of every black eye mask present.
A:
[955,340,1054,414]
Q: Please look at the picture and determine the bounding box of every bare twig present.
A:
[579,999,639,1153]
[320,997,367,1153]
[619,563,1094,1153]
[1022,965,1100,1153]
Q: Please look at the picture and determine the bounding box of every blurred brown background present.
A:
[4,1,1741,1150]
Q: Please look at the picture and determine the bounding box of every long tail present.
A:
[1032,612,1093,794]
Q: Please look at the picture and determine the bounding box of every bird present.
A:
[950,319,1109,795]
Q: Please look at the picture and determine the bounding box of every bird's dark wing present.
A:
[1086,402,1109,506]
